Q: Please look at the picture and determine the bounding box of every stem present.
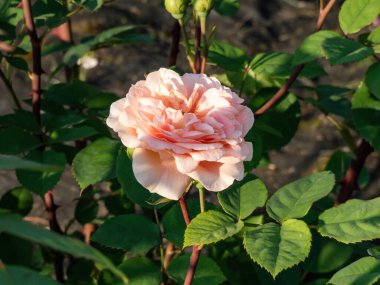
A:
[168,20,180,67]
[254,0,336,116]
[179,196,191,225]
[194,16,201,73]
[0,67,22,109]
[178,19,196,73]
[336,140,374,204]
[199,187,205,213]
[153,208,166,280]
[199,16,208,74]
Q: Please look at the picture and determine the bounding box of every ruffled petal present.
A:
[187,161,244,192]
[132,148,191,200]
[173,154,199,173]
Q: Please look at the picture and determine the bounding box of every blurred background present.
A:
[1,0,379,228]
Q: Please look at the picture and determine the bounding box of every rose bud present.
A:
[193,0,214,17]
[165,0,190,19]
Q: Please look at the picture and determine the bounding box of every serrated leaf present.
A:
[365,62,380,100]
[318,198,380,243]
[243,219,312,278]
[323,37,373,65]
[184,210,244,247]
[0,214,128,283]
[339,0,380,34]
[217,175,268,220]
[92,214,160,253]
[168,253,226,285]
[292,31,340,65]
[72,138,121,189]
[0,266,60,285]
[352,82,380,152]
[266,171,335,222]
[0,187,33,216]
[16,150,66,196]
[328,257,380,285]
[118,257,162,285]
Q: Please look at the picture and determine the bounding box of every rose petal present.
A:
[132,148,191,200]
[173,154,199,173]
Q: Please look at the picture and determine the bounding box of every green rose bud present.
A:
[165,0,189,19]
[193,0,214,17]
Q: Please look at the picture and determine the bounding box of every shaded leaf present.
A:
[0,187,33,216]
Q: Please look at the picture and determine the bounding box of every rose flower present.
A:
[107,68,254,200]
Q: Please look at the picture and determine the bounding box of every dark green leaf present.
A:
[5,56,28,71]
[48,126,98,143]
[168,253,226,285]
[16,150,66,196]
[92,214,160,254]
[207,40,247,70]
[0,265,60,285]
[0,155,63,171]
[0,234,34,266]
[0,110,40,133]
[0,128,40,155]
[72,138,121,189]
[118,257,162,285]
[0,187,33,216]
[365,62,380,100]
[74,197,99,225]
[214,0,239,16]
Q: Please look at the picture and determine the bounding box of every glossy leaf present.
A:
[339,0,380,34]
[218,175,268,220]
[72,138,121,189]
[168,253,226,285]
[92,214,160,253]
[184,210,244,247]
[267,171,335,222]
[318,197,380,243]
[328,257,380,285]
[243,219,312,278]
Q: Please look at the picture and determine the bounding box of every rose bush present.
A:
[107,68,254,199]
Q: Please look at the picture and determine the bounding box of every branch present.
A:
[254,0,336,116]
[168,20,180,67]
[336,140,374,204]
[179,196,201,285]
[194,18,201,73]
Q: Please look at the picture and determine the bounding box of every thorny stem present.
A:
[199,16,208,74]
[336,140,374,205]
[0,67,22,109]
[178,19,196,73]
[254,0,337,116]
[23,1,64,282]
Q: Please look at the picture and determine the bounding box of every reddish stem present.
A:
[336,140,374,204]
[194,21,201,73]
[168,21,180,67]
[254,0,336,116]
[179,196,191,225]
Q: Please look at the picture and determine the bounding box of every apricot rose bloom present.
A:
[106,68,254,200]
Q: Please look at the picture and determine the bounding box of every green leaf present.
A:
[207,40,247,70]
[0,0,10,16]
[0,265,60,285]
[0,233,34,266]
[43,112,86,132]
[214,0,239,16]
[72,138,121,189]
[251,52,292,78]
[352,82,380,152]
[119,257,162,285]
[0,128,40,155]
[243,219,312,278]
[16,150,66,196]
[73,0,103,11]
[0,110,40,133]
[312,85,352,118]
[0,187,33,216]
[292,31,340,65]
[323,37,373,65]
[184,210,244,247]
[116,148,163,208]
[0,155,63,171]
[74,196,99,225]
[91,214,160,254]
[0,214,128,283]
[318,197,380,243]
[368,26,380,52]
[48,126,98,143]
[339,0,380,34]
[328,257,380,285]
[365,62,380,100]
[5,56,29,71]
[266,171,335,222]
[217,175,268,220]
[168,253,226,285]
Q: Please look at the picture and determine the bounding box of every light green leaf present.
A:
[318,197,380,243]
[292,31,340,65]
[352,82,380,152]
[72,138,121,189]
[266,171,335,222]
[0,266,60,285]
[184,210,244,247]
[368,26,380,52]
[168,253,226,285]
[217,175,268,220]
[328,257,380,285]
[0,214,128,283]
[91,214,160,254]
[339,0,380,34]
[16,150,66,196]
[365,62,380,100]
[0,187,33,216]
[323,37,373,65]
[243,219,312,278]
[0,155,63,171]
